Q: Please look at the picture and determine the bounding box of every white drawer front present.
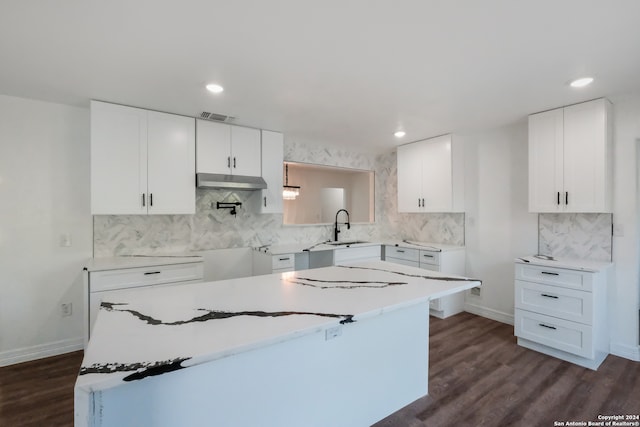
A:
[515,309,593,359]
[90,262,204,292]
[272,254,295,270]
[419,250,440,267]
[515,264,592,291]
[387,258,419,268]
[515,280,593,325]
[334,245,381,264]
[385,246,419,263]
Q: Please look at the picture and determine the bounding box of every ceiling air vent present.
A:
[199,111,235,123]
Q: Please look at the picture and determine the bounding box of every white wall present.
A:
[0,95,92,366]
[462,122,539,323]
[608,92,640,359]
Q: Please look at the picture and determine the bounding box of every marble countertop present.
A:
[76,260,480,393]
[255,240,463,255]
[84,255,203,272]
[515,255,613,272]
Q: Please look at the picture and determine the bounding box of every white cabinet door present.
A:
[397,141,423,213]
[91,101,147,215]
[528,108,564,212]
[528,98,612,213]
[421,135,453,212]
[563,99,610,212]
[196,120,231,174]
[397,134,463,213]
[230,126,261,176]
[259,130,284,213]
[147,111,195,214]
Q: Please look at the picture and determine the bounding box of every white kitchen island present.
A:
[75,261,480,427]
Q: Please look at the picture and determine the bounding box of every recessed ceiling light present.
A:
[569,77,594,88]
[206,83,224,94]
[394,130,406,138]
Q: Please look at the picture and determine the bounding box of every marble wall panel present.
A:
[538,213,612,262]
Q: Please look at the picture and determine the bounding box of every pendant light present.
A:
[283,164,301,200]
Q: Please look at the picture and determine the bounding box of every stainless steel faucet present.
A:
[334,209,350,241]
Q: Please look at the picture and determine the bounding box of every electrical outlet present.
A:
[325,325,342,340]
[61,303,72,317]
[470,287,481,297]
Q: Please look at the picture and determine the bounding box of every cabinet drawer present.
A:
[334,245,381,264]
[385,246,419,263]
[272,254,295,270]
[515,263,592,291]
[419,250,440,267]
[515,309,593,359]
[515,280,593,325]
[387,258,419,268]
[90,262,204,292]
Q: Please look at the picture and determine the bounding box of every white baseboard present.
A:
[0,336,83,367]
[610,342,640,362]
[464,302,514,325]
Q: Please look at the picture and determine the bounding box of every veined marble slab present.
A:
[76,260,480,393]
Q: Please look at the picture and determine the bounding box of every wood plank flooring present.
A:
[0,350,83,427]
[0,313,638,427]
[375,312,640,426]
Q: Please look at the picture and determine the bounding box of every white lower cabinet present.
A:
[84,259,204,346]
[253,251,296,275]
[514,261,610,370]
[384,244,466,318]
[334,245,381,265]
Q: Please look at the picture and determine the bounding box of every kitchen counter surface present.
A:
[76,260,480,393]
[384,240,465,252]
[84,255,203,272]
[255,240,463,255]
[515,255,613,272]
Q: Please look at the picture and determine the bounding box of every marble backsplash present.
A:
[538,213,612,262]
[93,140,465,256]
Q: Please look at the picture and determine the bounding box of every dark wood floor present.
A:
[0,313,638,427]
[375,312,640,426]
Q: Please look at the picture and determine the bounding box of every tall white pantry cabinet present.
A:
[528,98,613,213]
[91,101,196,215]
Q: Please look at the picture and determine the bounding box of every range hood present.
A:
[196,173,267,191]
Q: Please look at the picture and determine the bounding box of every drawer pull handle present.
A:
[423,254,434,258]
[538,323,557,330]
[541,293,559,299]
[279,257,290,261]
[396,250,405,253]
[540,271,559,276]
[144,271,161,275]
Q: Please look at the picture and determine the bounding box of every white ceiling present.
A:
[2,1,639,152]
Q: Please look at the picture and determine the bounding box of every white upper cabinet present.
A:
[397,134,464,213]
[196,120,261,177]
[91,101,195,215]
[258,130,284,213]
[528,98,612,213]
[146,111,196,214]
